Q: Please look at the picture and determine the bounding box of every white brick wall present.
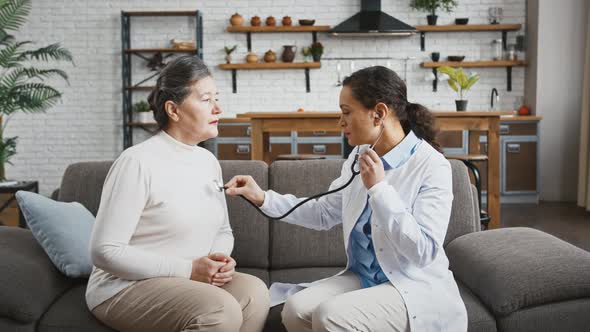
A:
[7,0,526,194]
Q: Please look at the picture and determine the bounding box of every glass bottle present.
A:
[491,39,503,61]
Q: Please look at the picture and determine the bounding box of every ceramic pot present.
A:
[281,45,297,62]
[266,16,276,26]
[282,16,292,26]
[455,100,468,111]
[225,54,232,64]
[264,50,277,63]
[251,15,261,26]
[427,14,438,25]
[137,112,152,123]
[246,52,259,63]
[230,13,244,26]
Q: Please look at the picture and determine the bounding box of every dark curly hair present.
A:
[342,66,440,152]
[147,56,211,130]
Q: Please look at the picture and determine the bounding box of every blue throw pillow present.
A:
[15,191,95,278]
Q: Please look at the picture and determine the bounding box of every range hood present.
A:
[330,0,416,37]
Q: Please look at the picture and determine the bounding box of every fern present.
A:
[0,0,30,32]
[0,0,72,178]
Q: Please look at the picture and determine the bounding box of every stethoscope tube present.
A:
[220,123,384,221]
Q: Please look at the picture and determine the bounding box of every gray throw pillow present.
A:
[15,190,95,278]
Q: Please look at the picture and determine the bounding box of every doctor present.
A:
[225,66,467,332]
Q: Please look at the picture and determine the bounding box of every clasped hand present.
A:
[191,253,236,287]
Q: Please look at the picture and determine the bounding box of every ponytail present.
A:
[405,102,441,152]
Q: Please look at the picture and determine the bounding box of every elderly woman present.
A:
[86,56,269,332]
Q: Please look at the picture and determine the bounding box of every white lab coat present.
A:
[261,141,468,331]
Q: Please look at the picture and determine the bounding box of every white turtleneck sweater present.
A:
[85,130,233,311]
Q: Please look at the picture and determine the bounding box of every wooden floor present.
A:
[502,202,590,252]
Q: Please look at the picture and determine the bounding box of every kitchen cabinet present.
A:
[460,118,541,204]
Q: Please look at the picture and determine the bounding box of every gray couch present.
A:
[1,159,590,332]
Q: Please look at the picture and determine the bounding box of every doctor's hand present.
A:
[190,256,227,285]
[224,175,265,207]
[359,149,385,189]
[209,253,236,287]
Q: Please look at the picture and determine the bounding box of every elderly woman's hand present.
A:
[224,175,265,207]
[190,256,227,285]
[209,253,236,287]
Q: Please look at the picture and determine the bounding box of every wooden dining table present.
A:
[236,111,514,229]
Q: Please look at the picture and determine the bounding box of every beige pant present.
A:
[92,272,269,332]
[281,272,409,332]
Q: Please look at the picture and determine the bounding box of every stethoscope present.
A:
[214,119,385,220]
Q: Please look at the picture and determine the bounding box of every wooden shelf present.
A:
[224,22,327,93]
[421,60,527,68]
[128,122,157,126]
[218,62,321,70]
[126,86,155,91]
[124,48,197,53]
[123,11,198,17]
[423,60,527,92]
[219,62,321,93]
[418,23,522,51]
[227,25,331,33]
[416,24,521,32]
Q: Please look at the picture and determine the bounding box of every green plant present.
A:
[410,0,458,16]
[310,42,323,57]
[0,0,73,180]
[133,100,151,113]
[301,47,311,57]
[224,45,237,55]
[437,66,480,100]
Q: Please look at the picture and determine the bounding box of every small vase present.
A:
[312,53,322,62]
[225,54,232,64]
[266,16,276,26]
[137,112,152,123]
[281,45,296,62]
[251,16,261,26]
[230,13,244,26]
[427,15,438,25]
[246,52,258,63]
[264,50,277,63]
[282,16,292,26]
[455,100,468,111]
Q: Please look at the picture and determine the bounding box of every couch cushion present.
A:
[0,227,73,323]
[269,160,347,269]
[447,227,590,316]
[220,160,269,269]
[16,191,94,278]
[236,267,270,286]
[270,267,345,284]
[444,160,479,246]
[0,318,36,332]
[496,298,590,332]
[38,283,115,332]
[457,281,497,332]
[58,161,113,216]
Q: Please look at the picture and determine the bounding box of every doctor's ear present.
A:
[373,103,388,125]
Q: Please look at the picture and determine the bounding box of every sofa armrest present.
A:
[446,227,590,316]
[0,227,74,323]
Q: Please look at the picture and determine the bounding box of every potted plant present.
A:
[133,101,152,123]
[437,66,480,111]
[224,45,237,64]
[310,42,323,62]
[411,0,458,25]
[301,47,312,62]
[0,0,73,181]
